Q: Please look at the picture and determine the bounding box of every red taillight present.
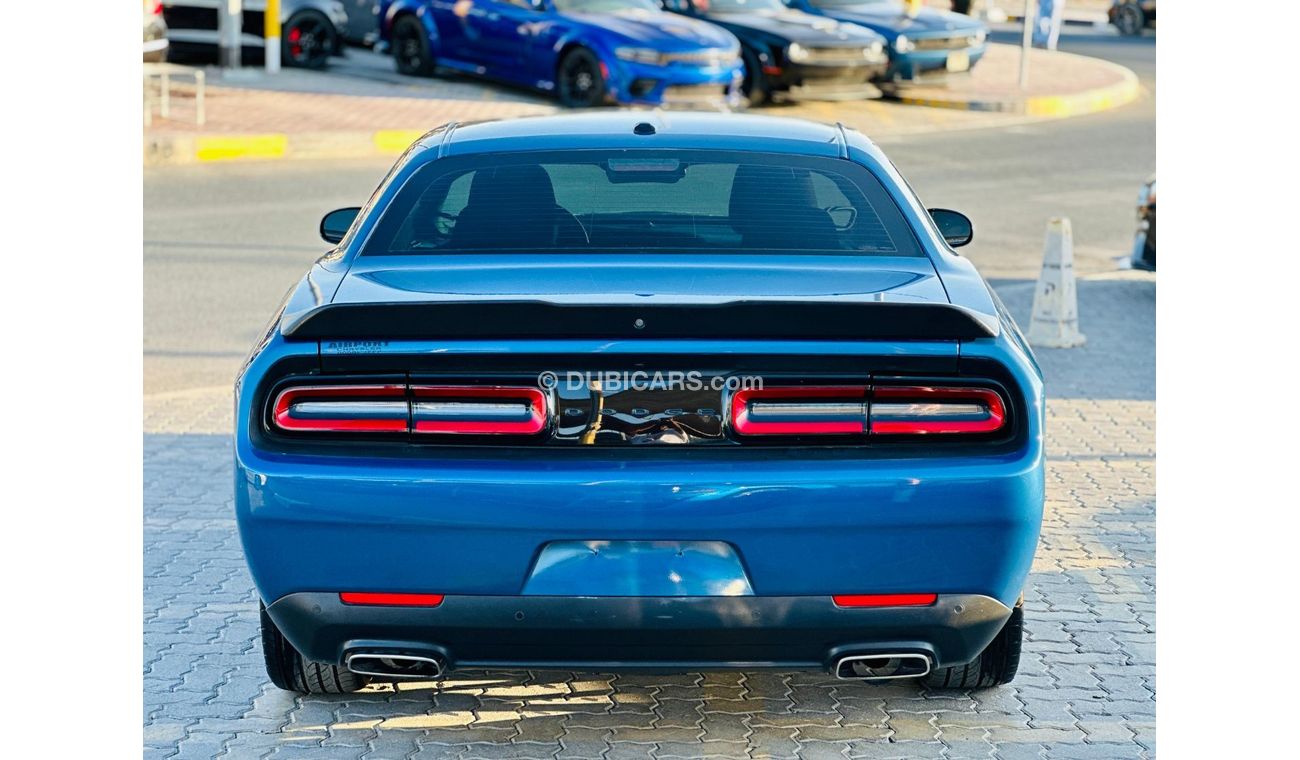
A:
[411,386,548,435]
[339,592,444,607]
[273,385,408,433]
[270,383,549,436]
[730,387,869,436]
[869,386,1006,435]
[149,0,163,16]
[729,385,1007,438]
[832,593,938,608]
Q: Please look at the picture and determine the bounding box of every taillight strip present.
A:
[273,385,409,433]
[411,386,548,435]
[731,387,869,435]
[869,386,1005,435]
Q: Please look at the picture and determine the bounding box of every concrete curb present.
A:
[889,49,1140,116]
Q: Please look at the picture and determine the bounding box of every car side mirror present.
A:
[320,207,360,244]
[928,208,973,248]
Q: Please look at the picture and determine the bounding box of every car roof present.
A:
[414,112,869,160]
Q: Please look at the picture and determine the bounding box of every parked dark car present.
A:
[1109,0,1155,36]
[339,0,381,46]
[786,0,987,83]
[144,0,169,62]
[1130,174,1155,271]
[163,0,349,69]
[663,0,887,105]
[379,0,744,108]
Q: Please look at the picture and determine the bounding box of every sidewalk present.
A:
[886,42,1139,114]
[144,42,1139,165]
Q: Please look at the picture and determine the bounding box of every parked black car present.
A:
[1109,0,1155,36]
[1130,174,1155,271]
[163,0,348,69]
[337,0,380,47]
[663,0,888,105]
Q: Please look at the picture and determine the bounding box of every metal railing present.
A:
[143,63,206,126]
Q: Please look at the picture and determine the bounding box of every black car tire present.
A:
[1115,4,1145,36]
[282,10,336,70]
[741,49,770,107]
[392,15,436,77]
[261,602,371,694]
[922,603,1022,689]
[557,47,607,108]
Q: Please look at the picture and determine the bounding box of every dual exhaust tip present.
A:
[833,653,932,681]
[344,652,444,680]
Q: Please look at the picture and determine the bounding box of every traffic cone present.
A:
[1026,217,1086,348]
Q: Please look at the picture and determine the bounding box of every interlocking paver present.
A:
[144,278,1155,759]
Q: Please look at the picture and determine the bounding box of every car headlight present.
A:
[866,41,885,59]
[894,34,913,53]
[973,28,987,45]
[787,43,810,63]
[615,47,662,65]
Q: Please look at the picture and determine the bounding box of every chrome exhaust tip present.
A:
[834,653,931,681]
[344,652,444,680]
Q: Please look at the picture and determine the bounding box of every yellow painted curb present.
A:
[195,133,288,162]
[373,129,426,154]
[893,50,1141,118]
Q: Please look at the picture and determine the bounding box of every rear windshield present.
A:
[361,150,921,257]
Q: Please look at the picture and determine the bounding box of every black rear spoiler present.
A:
[282,301,997,341]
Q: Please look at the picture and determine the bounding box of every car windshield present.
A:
[699,0,788,12]
[551,0,661,12]
[363,150,921,257]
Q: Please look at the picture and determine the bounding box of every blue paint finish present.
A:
[784,0,987,81]
[378,0,744,107]
[236,113,1045,666]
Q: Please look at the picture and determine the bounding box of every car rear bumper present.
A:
[266,591,1013,671]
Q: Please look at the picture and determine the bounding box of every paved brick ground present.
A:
[144,275,1155,759]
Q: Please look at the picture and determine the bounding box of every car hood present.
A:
[815,3,983,38]
[706,9,884,45]
[568,10,738,50]
[330,254,950,306]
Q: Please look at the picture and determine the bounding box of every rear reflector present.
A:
[731,387,869,435]
[339,592,445,607]
[411,386,548,435]
[833,593,938,608]
[273,385,408,433]
[868,386,1006,435]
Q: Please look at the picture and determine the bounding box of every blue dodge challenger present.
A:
[379,0,743,107]
[237,112,1044,694]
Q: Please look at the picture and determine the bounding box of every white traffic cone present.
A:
[1027,217,1086,348]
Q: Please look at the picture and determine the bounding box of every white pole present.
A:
[265,0,281,74]
[1019,0,1034,89]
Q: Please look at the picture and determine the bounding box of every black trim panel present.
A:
[283,301,996,341]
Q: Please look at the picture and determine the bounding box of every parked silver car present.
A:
[143,0,169,62]
[163,0,349,69]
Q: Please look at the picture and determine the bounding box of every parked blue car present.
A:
[237,112,1045,694]
[379,0,743,107]
[785,0,987,82]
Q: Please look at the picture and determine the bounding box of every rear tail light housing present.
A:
[269,382,549,437]
[411,386,548,436]
[273,384,408,433]
[729,384,1008,438]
